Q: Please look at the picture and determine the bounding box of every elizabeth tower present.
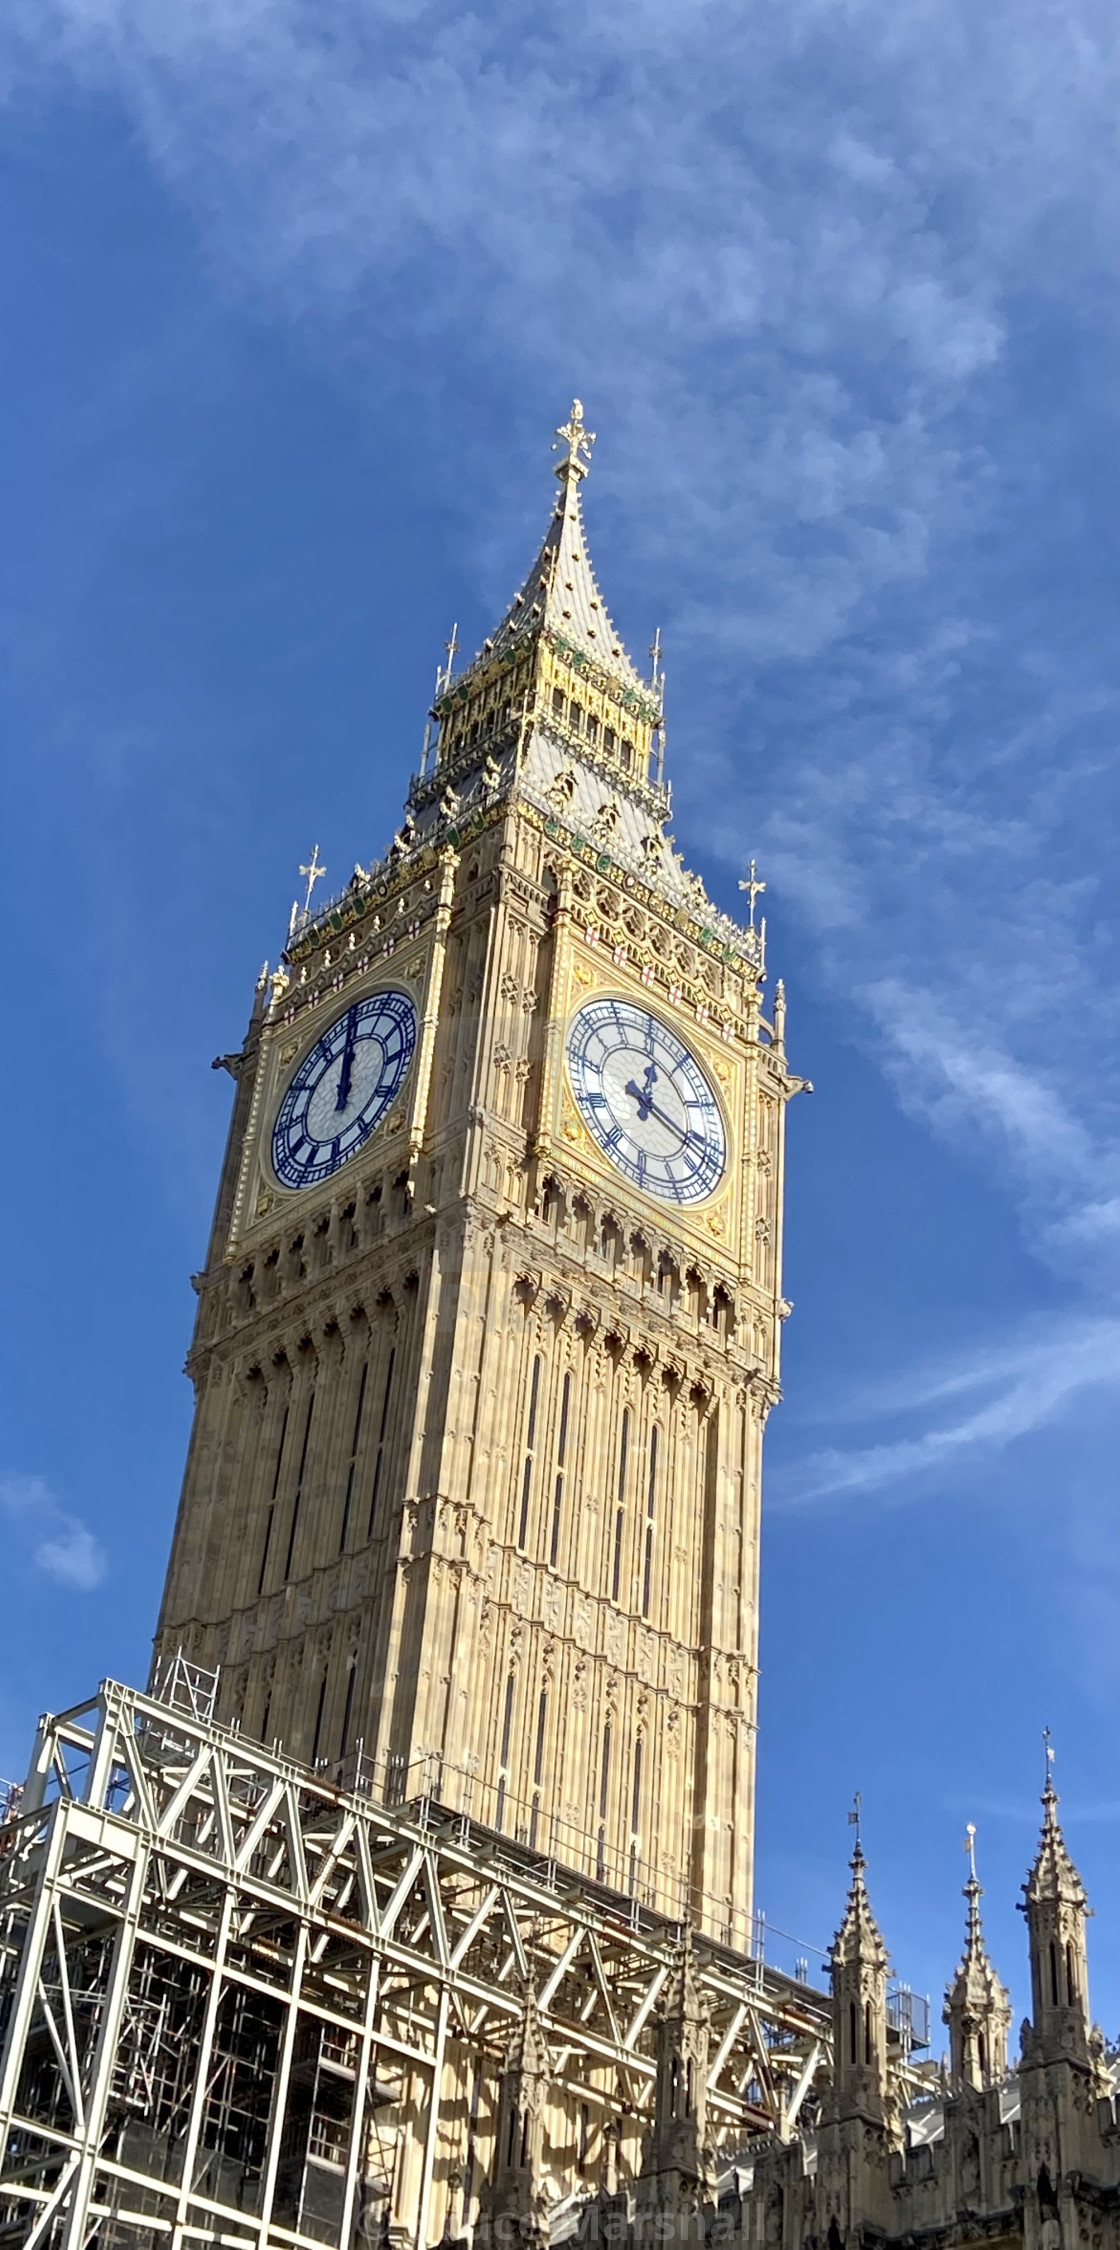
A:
[156,407,805,1950]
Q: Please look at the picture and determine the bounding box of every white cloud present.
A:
[2,0,1114,1274]
[0,1474,108,1591]
[772,1316,1117,1509]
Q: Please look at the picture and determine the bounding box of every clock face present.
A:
[566,998,726,1205]
[272,989,418,1190]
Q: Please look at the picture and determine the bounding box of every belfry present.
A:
[0,411,1115,2250]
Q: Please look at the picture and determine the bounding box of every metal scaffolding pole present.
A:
[0,1675,835,2249]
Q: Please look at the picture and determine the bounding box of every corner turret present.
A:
[943,1825,1011,2090]
[828,1837,892,2125]
[1019,1755,1093,2067]
[637,1927,713,2207]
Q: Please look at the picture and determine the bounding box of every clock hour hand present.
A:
[336,1010,359,1112]
[624,1076,685,1143]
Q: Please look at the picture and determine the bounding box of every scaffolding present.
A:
[0,1677,832,2250]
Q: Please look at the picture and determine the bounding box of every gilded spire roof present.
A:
[459,401,651,700]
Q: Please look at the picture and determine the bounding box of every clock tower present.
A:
[155,404,804,1948]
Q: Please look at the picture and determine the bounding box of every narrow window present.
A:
[310,1665,329,1764]
[977,2031,987,2079]
[578,2103,590,2175]
[552,686,565,717]
[339,1362,368,1553]
[495,1779,506,1833]
[631,1738,643,1836]
[283,1390,316,1580]
[596,1824,606,1882]
[338,1661,356,1760]
[1066,1941,1077,2002]
[628,1844,637,1895]
[529,1793,540,1848]
[686,2058,694,2114]
[518,1355,542,1549]
[849,2001,857,2063]
[642,1426,658,1618]
[569,701,583,733]
[549,1371,571,1566]
[257,1405,289,1596]
[611,1410,629,1601]
[1049,1942,1059,2006]
[619,739,632,769]
[599,1725,612,1820]
[585,714,599,746]
[366,1347,396,1539]
[603,725,616,754]
[500,1672,516,1770]
[533,1691,548,1786]
[864,2000,873,2063]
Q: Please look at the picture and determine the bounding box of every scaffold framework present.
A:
[0,1674,832,2250]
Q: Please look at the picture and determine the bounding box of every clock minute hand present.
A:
[336,1010,359,1112]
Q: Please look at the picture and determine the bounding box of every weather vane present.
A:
[554,399,595,482]
[740,859,766,930]
[299,845,327,917]
[965,1822,978,1881]
[649,627,663,691]
[1043,1725,1055,1787]
[847,1790,863,1849]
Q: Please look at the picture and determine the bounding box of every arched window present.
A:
[550,1372,571,1565]
[518,1356,542,1548]
[611,1411,629,1600]
[338,1361,368,1553]
[642,1426,658,1618]
[366,1347,396,1539]
[849,2001,857,2063]
[284,1389,317,1580]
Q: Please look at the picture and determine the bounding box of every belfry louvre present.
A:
[1,408,1116,2249]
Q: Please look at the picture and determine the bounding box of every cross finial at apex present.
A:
[299,844,327,917]
[965,1822,978,1883]
[1043,1725,1056,1794]
[554,398,595,483]
[739,858,766,929]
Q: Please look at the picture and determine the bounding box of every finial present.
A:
[649,627,663,691]
[554,399,595,484]
[1042,1725,1055,1790]
[299,844,327,918]
[739,858,766,930]
[965,1822,978,1884]
[848,1790,863,1859]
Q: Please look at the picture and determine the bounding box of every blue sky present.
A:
[1,0,1115,2041]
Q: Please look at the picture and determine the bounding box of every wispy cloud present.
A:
[0,1473,107,1591]
[773,1317,1117,1510]
[3,0,1115,1266]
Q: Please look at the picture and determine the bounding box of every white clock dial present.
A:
[272,990,417,1190]
[566,998,726,1204]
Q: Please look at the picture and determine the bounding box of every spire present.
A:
[943,1826,1011,2091]
[468,401,647,692]
[828,1838,892,2125]
[1019,1742,1094,2066]
[639,1926,713,2203]
[477,1986,551,2247]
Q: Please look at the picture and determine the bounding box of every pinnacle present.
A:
[1023,1778,1088,1909]
[453,401,650,699]
[831,1841,889,1971]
